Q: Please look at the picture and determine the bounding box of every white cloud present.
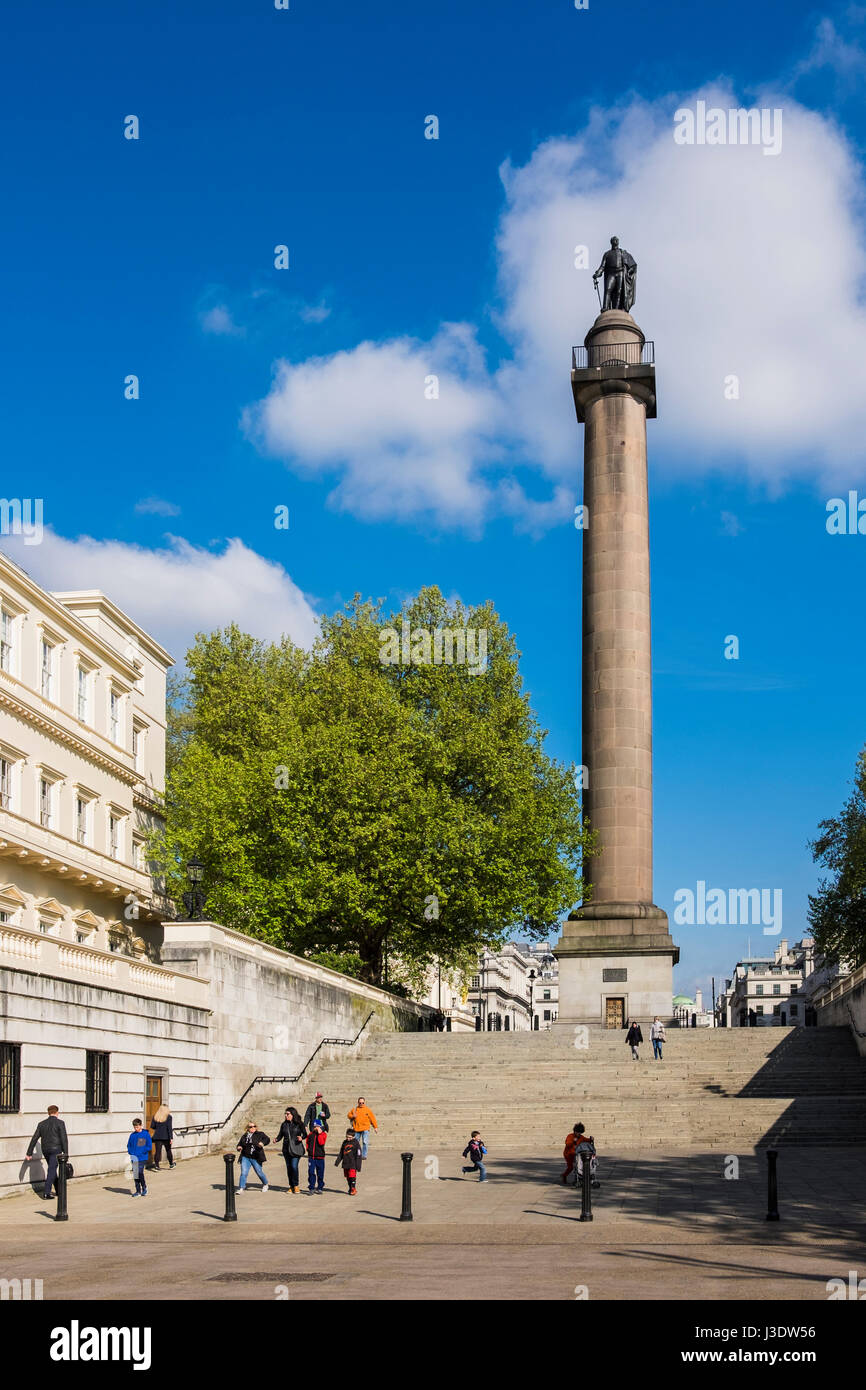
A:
[719,511,744,537]
[200,304,245,337]
[134,496,181,517]
[299,301,331,324]
[245,322,505,526]
[246,83,866,528]
[0,532,319,660]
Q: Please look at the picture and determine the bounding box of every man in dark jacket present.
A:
[25,1105,68,1199]
[625,1020,644,1060]
[303,1092,330,1132]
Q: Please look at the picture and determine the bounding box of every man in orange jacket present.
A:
[347,1096,378,1160]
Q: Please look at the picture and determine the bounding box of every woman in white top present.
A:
[650,1016,666,1061]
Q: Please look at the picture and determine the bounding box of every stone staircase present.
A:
[245,1025,866,1152]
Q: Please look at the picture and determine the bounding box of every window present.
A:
[85,1050,110,1112]
[790,984,798,994]
[0,611,14,674]
[772,984,781,996]
[0,911,9,925]
[132,836,145,871]
[109,689,120,744]
[76,797,89,846]
[470,975,480,989]
[790,1003,799,1015]
[75,930,88,944]
[755,984,764,996]
[109,814,120,859]
[543,1009,551,1021]
[38,920,54,935]
[39,777,53,829]
[0,757,12,810]
[0,1042,21,1113]
[77,666,89,722]
[755,1005,764,1016]
[40,639,54,700]
[132,723,145,772]
[543,989,551,1001]
[773,1004,781,1016]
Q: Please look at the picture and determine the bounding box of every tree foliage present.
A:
[156,587,591,986]
[808,747,866,967]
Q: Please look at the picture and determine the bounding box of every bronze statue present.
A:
[593,236,637,312]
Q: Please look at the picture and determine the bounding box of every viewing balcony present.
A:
[572,340,655,369]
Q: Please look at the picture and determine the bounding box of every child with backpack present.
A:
[334,1128,362,1195]
[461,1130,488,1181]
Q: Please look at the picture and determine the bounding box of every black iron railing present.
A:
[572,340,655,370]
[173,1010,376,1138]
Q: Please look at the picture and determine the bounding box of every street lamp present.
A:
[528,968,536,1032]
[181,857,207,921]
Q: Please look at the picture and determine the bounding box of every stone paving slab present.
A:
[1,1148,864,1300]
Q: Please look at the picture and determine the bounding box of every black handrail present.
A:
[173,1010,376,1138]
[572,340,655,370]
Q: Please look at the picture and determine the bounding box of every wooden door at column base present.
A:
[145,1075,162,1131]
[605,997,625,1030]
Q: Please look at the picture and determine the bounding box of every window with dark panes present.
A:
[0,1042,21,1113]
[86,1050,110,1112]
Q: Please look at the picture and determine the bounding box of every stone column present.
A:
[555,310,678,1027]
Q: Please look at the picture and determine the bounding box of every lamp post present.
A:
[528,968,536,1032]
[181,857,207,921]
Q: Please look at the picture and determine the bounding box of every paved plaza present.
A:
[1,1147,864,1301]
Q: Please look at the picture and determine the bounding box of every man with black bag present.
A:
[25,1104,68,1200]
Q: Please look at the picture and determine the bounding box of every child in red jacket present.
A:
[305,1121,327,1193]
[335,1129,362,1195]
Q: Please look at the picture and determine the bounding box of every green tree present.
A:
[156,587,591,986]
[808,747,866,966]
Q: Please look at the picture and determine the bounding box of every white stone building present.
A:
[0,552,172,949]
[468,942,535,1030]
[718,938,840,1028]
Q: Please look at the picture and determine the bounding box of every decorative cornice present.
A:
[0,681,139,785]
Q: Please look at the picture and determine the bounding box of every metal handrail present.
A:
[173,1010,376,1138]
[572,340,655,370]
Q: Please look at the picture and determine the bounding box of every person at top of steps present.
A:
[347,1098,378,1160]
[650,1016,666,1061]
[626,1020,643,1060]
[335,1128,362,1195]
[461,1131,488,1182]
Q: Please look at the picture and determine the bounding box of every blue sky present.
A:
[3,0,866,997]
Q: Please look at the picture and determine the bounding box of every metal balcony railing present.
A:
[572,340,655,370]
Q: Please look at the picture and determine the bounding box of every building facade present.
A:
[718,938,843,1027]
[468,943,534,1030]
[0,553,173,951]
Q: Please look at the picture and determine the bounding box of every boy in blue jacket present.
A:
[127,1119,153,1196]
[461,1130,488,1181]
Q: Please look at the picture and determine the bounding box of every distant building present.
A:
[468,943,533,1030]
[718,937,848,1027]
[672,987,714,1027]
[415,959,475,1031]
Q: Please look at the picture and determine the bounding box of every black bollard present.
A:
[765,1148,780,1221]
[399,1152,414,1222]
[55,1153,69,1223]
[579,1152,593,1222]
[223,1153,238,1222]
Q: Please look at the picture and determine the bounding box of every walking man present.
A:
[303,1091,330,1133]
[650,1016,666,1061]
[25,1104,68,1200]
[347,1097,378,1159]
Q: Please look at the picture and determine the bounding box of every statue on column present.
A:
[593,236,637,312]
